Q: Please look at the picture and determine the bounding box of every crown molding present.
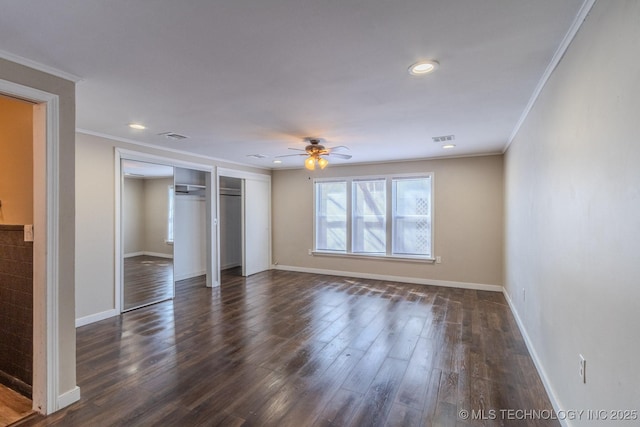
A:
[504,0,597,152]
[0,49,82,82]
[77,128,270,171]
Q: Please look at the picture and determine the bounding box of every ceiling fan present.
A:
[278,137,352,170]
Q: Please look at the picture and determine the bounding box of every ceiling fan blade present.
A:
[287,147,307,152]
[275,153,307,158]
[327,145,349,152]
[327,152,352,159]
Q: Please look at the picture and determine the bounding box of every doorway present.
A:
[121,160,175,311]
[219,176,242,277]
[217,169,271,279]
[0,94,35,424]
[0,77,73,416]
[116,149,217,314]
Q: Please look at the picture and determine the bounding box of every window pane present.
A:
[352,179,386,253]
[315,181,347,251]
[392,177,431,256]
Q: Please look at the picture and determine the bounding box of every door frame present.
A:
[115,148,217,313]
[0,79,64,414]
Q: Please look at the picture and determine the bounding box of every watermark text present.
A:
[458,409,638,421]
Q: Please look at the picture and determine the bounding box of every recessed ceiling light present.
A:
[273,160,282,164]
[129,123,146,130]
[442,144,456,149]
[408,59,439,76]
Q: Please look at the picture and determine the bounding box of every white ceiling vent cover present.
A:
[432,135,455,143]
[158,131,188,140]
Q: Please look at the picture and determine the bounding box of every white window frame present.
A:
[314,179,348,253]
[313,173,434,262]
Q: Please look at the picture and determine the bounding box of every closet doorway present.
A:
[218,169,271,280]
[116,149,217,315]
[121,160,175,311]
[219,176,242,276]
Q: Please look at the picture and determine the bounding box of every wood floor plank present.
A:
[123,255,174,311]
[0,384,32,427]
[386,403,423,427]
[394,337,435,410]
[349,357,409,426]
[19,270,559,427]
[312,388,363,427]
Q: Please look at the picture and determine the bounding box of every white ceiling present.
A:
[0,0,587,169]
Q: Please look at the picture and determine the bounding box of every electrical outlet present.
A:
[308,249,312,256]
[579,354,586,383]
[436,256,442,264]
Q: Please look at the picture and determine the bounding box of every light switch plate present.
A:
[24,224,34,242]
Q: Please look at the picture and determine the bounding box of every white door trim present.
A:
[0,79,65,414]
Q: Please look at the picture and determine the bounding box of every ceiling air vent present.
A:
[246,154,268,159]
[158,131,188,141]
[432,135,455,143]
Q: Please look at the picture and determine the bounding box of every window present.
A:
[315,181,347,251]
[314,174,433,259]
[167,185,175,243]
[352,179,386,254]
[392,177,431,256]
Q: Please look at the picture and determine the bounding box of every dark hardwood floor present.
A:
[123,255,174,311]
[21,270,558,426]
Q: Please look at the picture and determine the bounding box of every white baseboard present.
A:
[175,270,207,281]
[272,264,502,292]
[124,251,173,259]
[124,251,144,258]
[502,289,568,427]
[75,309,119,328]
[143,251,173,259]
[57,386,81,410]
[221,262,241,270]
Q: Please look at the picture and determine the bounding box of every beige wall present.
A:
[504,0,640,414]
[0,95,33,224]
[123,177,174,256]
[123,178,145,254]
[143,178,174,256]
[75,132,269,320]
[273,155,503,287]
[123,176,174,257]
[75,136,116,319]
[0,57,77,403]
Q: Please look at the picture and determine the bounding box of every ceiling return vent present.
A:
[158,131,188,141]
[432,134,455,143]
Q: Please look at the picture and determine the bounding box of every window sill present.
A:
[165,240,174,245]
[312,251,435,264]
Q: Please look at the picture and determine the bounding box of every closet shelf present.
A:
[175,184,206,195]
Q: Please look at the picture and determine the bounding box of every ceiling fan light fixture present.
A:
[317,157,329,169]
[304,156,316,170]
[408,59,439,76]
